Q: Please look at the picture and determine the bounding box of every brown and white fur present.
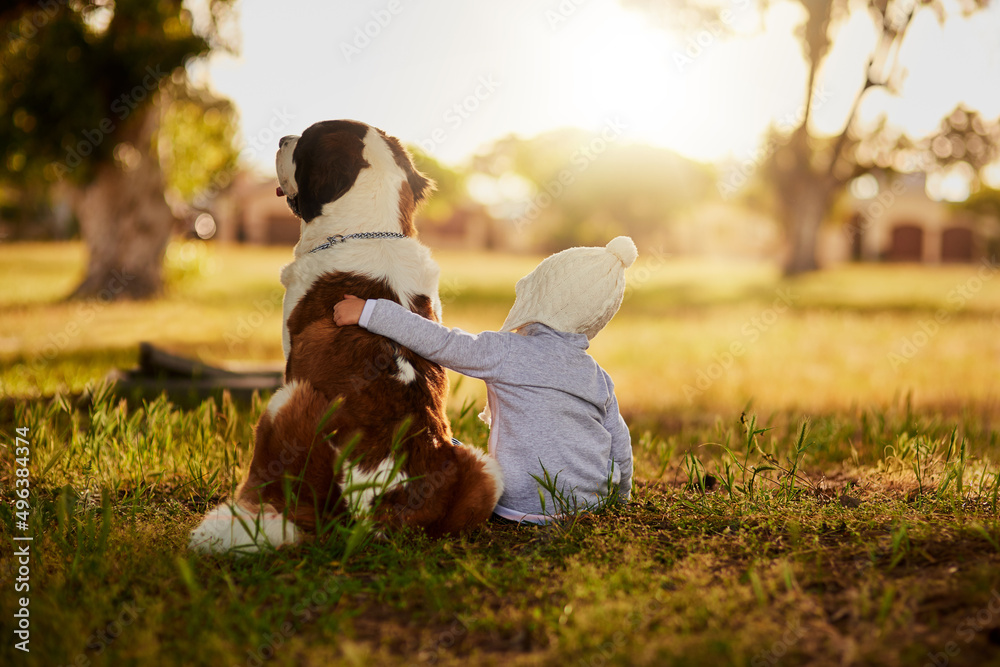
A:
[189,120,502,553]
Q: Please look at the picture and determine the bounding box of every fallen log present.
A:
[107,342,283,403]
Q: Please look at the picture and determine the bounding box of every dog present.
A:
[189,120,503,552]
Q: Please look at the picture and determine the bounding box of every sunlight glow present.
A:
[194,213,217,240]
[926,163,975,202]
[558,8,677,135]
[850,174,880,200]
[982,161,1000,189]
[466,172,534,207]
[203,0,1000,171]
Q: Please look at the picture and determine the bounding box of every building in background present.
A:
[822,172,1000,265]
[211,172,298,245]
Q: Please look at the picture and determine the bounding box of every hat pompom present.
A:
[606,236,638,268]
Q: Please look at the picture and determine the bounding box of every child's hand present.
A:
[334,295,366,327]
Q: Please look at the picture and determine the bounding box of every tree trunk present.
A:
[70,103,178,300]
[783,181,825,275]
[770,127,839,277]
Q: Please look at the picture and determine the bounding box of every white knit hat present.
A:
[501,236,638,340]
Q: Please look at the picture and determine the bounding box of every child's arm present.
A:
[606,392,633,504]
[333,296,511,381]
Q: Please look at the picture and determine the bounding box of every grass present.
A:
[2,392,1000,666]
[2,241,1000,665]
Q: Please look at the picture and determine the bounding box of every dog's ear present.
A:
[379,131,436,205]
[407,165,435,205]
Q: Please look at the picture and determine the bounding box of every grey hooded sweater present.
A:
[359,298,632,523]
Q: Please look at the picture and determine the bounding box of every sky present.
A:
[196,0,1000,176]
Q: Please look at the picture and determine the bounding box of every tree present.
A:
[623,0,996,274]
[0,0,235,299]
[408,147,468,225]
[159,81,240,211]
[470,128,714,250]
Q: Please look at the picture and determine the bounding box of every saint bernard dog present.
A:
[189,120,503,553]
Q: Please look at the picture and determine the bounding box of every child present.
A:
[333,236,636,524]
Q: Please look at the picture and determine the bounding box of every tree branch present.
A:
[826,0,916,179]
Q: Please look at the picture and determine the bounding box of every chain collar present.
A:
[308,231,408,254]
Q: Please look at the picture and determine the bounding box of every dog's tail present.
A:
[188,501,299,554]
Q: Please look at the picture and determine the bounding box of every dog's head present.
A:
[275,120,433,234]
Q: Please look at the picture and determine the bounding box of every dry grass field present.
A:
[3,241,999,414]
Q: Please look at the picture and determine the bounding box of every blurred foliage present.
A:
[0,0,235,186]
[471,128,715,249]
[408,147,469,223]
[159,84,240,205]
[960,185,1000,220]
[849,106,1000,184]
